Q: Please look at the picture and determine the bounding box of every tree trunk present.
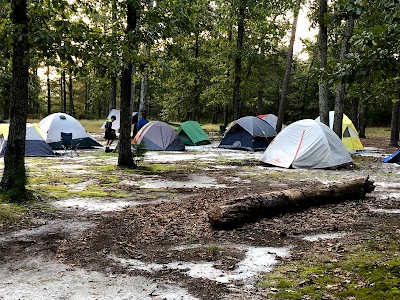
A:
[1,0,29,198]
[350,96,359,131]
[192,30,200,121]
[59,73,63,112]
[47,66,51,116]
[333,15,355,138]
[84,80,89,115]
[131,65,136,111]
[110,76,117,111]
[209,177,375,230]
[256,89,264,115]
[109,0,118,112]
[139,70,148,120]
[358,97,367,138]
[118,0,139,168]
[61,69,67,113]
[318,0,329,126]
[300,55,315,119]
[390,100,400,146]
[68,74,73,116]
[232,0,245,120]
[277,0,301,133]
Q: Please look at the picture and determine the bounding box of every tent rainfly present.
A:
[261,119,352,169]
[315,111,364,152]
[257,113,286,130]
[177,121,211,146]
[0,123,55,156]
[100,109,138,130]
[39,113,102,149]
[132,121,185,151]
[218,116,276,151]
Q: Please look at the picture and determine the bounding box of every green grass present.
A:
[0,201,28,223]
[201,123,221,132]
[259,236,400,300]
[365,127,391,138]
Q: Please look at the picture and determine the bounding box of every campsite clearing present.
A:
[0,135,399,299]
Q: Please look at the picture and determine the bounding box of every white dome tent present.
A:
[261,119,352,169]
[39,113,102,149]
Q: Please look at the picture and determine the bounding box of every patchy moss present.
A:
[77,186,108,198]
[97,175,120,185]
[139,164,180,174]
[92,165,120,172]
[110,190,132,198]
[0,201,28,224]
[259,237,400,299]
[33,185,76,199]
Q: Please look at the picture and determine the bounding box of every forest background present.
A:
[0,0,399,197]
[1,0,398,132]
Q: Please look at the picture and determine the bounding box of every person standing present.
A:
[104,115,117,152]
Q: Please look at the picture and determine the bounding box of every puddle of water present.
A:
[49,164,89,174]
[224,176,251,184]
[369,208,400,214]
[356,147,389,158]
[144,175,226,189]
[144,145,262,163]
[0,219,93,242]
[0,256,198,300]
[374,192,400,199]
[113,245,290,285]
[53,198,164,212]
[302,232,347,242]
[374,181,400,189]
[126,174,227,189]
[212,165,239,169]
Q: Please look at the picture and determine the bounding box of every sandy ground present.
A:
[0,136,399,299]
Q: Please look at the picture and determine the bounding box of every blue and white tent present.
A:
[218,116,276,151]
[0,123,55,156]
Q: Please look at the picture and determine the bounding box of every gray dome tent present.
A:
[218,116,276,151]
[132,121,185,151]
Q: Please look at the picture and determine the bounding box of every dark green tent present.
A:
[177,121,211,146]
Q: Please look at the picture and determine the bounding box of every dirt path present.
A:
[0,139,399,299]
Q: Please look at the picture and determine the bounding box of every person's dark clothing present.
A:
[104,120,116,140]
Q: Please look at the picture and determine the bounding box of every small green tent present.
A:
[177,121,211,146]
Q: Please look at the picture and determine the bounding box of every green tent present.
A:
[177,121,211,146]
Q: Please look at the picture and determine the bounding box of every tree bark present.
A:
[110,76,117,111]
[47,66,51,116]
[192,29,200,121]
[139,70,148,120]
[358,97,367,138]
[1,0,29,198]
[109,0,118,112]
[390,100,400,146]
[318,0,329,126]
[59,72,63,112]
[232,0,245,120]
[277,0,301,133]
[68,74,73,116]
[333,15,355,137]
[62,70,67,112]
[256,89,264,115]
[209,177,375,230]
[131,65,136,111]
[118,0,139,168]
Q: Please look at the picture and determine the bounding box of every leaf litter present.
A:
[0,136,399,299]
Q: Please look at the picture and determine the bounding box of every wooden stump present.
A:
[208,177,375,230]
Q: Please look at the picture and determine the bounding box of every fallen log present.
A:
[208,177,375,230]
